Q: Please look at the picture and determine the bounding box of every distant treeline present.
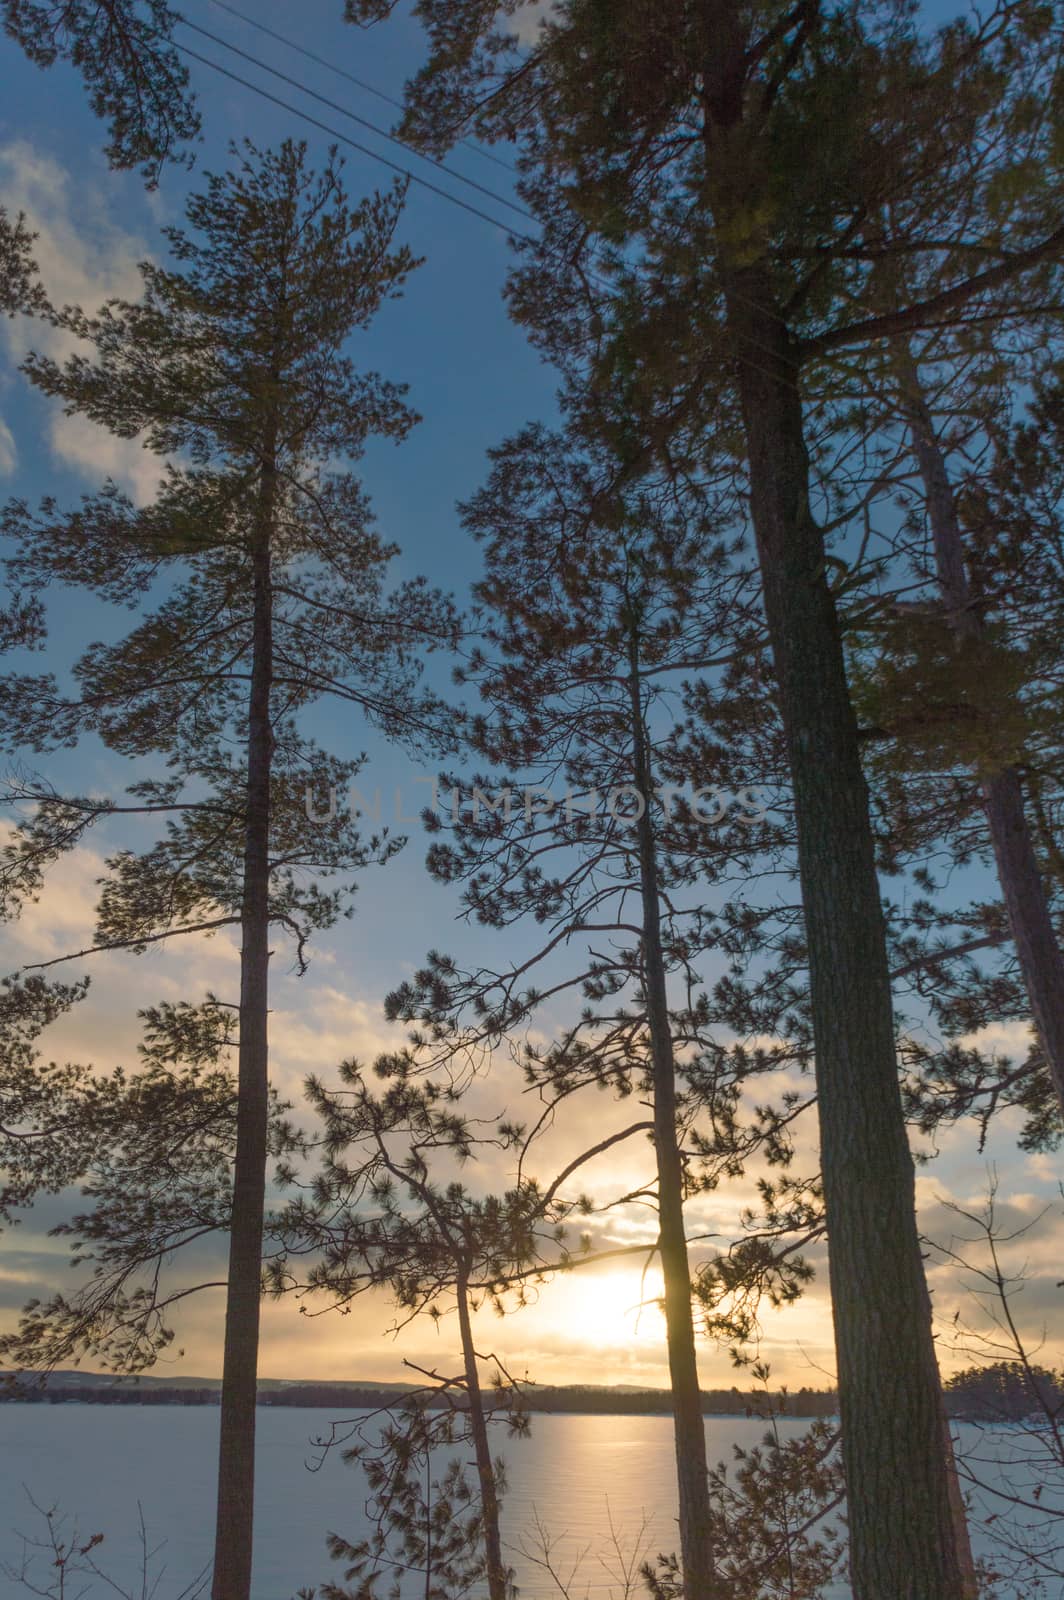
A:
[8,1368,1060,1422]
[5,1385,224,1406]
[944,1363,1064,1423]
[1,1377,840,1417]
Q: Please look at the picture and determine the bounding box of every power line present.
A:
[203,0,516,176]
[170,35,539,241]
[175,13,536,226]
[170,23,798,392]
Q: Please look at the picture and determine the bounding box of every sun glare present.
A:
[559,1267,669,1348]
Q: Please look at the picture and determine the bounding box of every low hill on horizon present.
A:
[1,1368,841,1416]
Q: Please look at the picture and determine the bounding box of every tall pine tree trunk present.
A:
[719,271,968,1600]
[898,348,1064,1117]
[212,457,277,1600]
[455,1268,508,1600]
[625,623,721,1600]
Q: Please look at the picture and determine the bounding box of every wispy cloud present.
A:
[0,140,162,504]
[0,417,16,476]
[4,843,1062,1388]
[504,1,553,46]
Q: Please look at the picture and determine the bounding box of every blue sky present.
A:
[1,0,1061,1390]
[1,0,557,586]
[0,0,561,1001]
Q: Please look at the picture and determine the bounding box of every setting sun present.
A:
[554,1267,669,1348]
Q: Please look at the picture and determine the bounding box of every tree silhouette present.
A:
[344,3,1064,1589]
[382,422,822,1596]
[0,139,456,1600]
[274,1060,589,1600]
[2,0,199,184]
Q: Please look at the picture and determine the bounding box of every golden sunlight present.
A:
[553,1266,669,1348]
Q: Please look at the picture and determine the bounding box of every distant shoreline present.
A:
[1,1372,839,1419]
[1,1369,1034,1424]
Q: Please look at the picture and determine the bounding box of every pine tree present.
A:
[870,341,1064,1126]
[274,1061,578,1600]
[338,2,1064,1591]
[2,0,198,184]
[0,140,455,1600]
[0,973,92,1224]
[0,995,302,1376]
[0,206,45,319]
[0,205,46,643]
[383,423,817,1600]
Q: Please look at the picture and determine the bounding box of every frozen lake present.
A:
[0,1404,1047,1598]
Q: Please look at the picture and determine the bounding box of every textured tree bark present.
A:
[720,273,968,1600]
[941,1415,979,1600]
[626,626,722,1600]
[899,349,1064,1120]
[456,1270,509,1600]
[211,458,276,1600]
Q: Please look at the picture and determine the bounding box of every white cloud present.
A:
[0,140,162,504]
[0,827,245,1074]
[42,410,164,508]
[0,832,107,965]
[959,1017,1036,1059]
[509,0,553,45]
[5,828,1059,1389]
[0,416,16,476]
[0,143,146,348]
[267,983,409,1105]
